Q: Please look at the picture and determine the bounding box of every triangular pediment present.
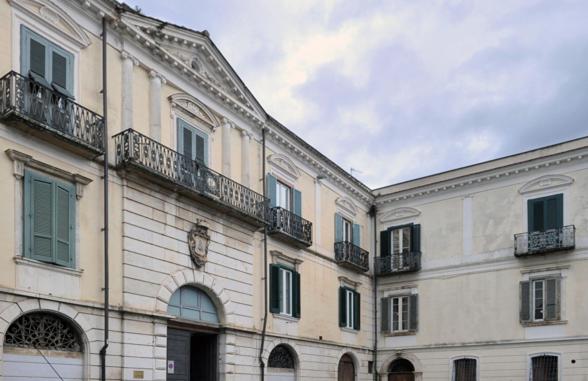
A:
[268,153,300,181]
[335,196,358,217]
[380,207,421,223]
[519,174,574,194]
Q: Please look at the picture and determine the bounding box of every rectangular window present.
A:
[527,194,563,232]
[276,181,292,210]
[24,170,75,268]
[270,264,300,318]
[280,268,293,316]
[391,226,411,255]
[342,218,352,243]
[532,355,558,381]
[177,118,208,164]
[339,287,360,330]
[345,289,354,329]
[382,294,418,334]
[453,358,477,381]
[520,278,561,324]
[21,26,74,96]
[391,296,409,332]
[533,280,545,321]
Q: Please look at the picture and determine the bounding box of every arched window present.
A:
[4,312,82,352]
[531,355,558,381]
[388,358,415,381]
[338,353,355,381]
[168,286,219,324]
[268,344,295,369]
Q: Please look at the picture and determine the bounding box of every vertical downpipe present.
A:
[370,204,378,381]
[259,127,268,381]
[100,16,110,381]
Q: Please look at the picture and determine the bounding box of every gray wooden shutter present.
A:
[52,51,68,89]
[177,119,193,159]
[339,287,346,327]
[266,174,277,208]
[381,297,390,333]
[54,183,75,267]
[293,189,302,216]
[353,291,361,330]
[269,264,280,313]
[195,134,205,164]
[520,281,531,322]
[292,270,301,318]
[409,294,418,332]
[335,213,343,242]
[545,278,561,321]
[380,230,390,256]
[353,224,360,246]
[29,38,46,77]
[28,172,54,262]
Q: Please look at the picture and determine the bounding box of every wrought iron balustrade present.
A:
[267,207,312,247]
[375,251,421,275]
[114,129,268,224]
[514,225,575,257]
[0,71,104,154]
[334,241,369,272]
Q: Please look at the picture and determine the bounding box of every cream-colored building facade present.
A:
[0,1,585,381]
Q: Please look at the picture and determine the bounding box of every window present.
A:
[266,174,302,216]
[335,213,361,246]
[520,278,561,324]
[177,117,208,164]
[167,286,219,324]
[528,194,563,233]
[342,218,352,243]
[381,294,418,334]
[453,358,477,381]
[276,180,291,210]
[270,264,301,318]
[339,287,360,330]
[21,26,74,96]
[24,170,75,268]
[531,355,558,381]
[379,224,421,272]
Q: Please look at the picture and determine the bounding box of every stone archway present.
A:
[338,353,356,381]
[388,358,415,381]
[266,344,298,381]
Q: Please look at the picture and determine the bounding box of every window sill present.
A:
[521,320,567,327]
[14,256,83,277]
[383,330,417,337]
[340,327,359,334]
[272,313,299,323]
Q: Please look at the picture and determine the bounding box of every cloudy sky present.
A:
[128,0,588,188]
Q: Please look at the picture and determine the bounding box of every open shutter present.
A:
[353,224,361,246]
[380,230,390,257]
[381,297,390,333]
[353,291,361,330]
[266,174,277,208]
[269,264,280,313]
[409,294,418,332]
[178,119,194,160]
[54,182,75,267]
[520,281,531,322]
[27,172,54,262]
[411,224,421,252]
[195,133,206,164]
[293,189,302,216]
[545,278,561,321]
[292,270,301,318]
[335,214,343,243]
[339,287,346,327]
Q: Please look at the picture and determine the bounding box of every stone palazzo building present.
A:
[0,1,586,381]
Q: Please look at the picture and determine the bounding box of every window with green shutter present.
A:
[527,194,563,233]
[21,26,74,97]
[339,287,361,330]
[269,264,301,318]
[381,294,418,334]
[177,118,208,164]
[24,170,75,268]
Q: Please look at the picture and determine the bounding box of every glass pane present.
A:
[534,281,544,320]
[285,271,292,315]
[401,297,409,330]
[392,230,400,254]
[169,290,181,307]
[392,298,399,331]
[402,227,411,251]
[181,287,199,309]
[181,308,199,321]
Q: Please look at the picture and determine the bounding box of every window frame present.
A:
[524,192,565,234]
[532,279,545,322]
[390,295,409,333]
[528,353,560,381]
[451,356,478,381]
[345,288,355,330]
[342,217,353,243]
[276,180,292,211]
[279,267,293,316]
[176,116,209,165]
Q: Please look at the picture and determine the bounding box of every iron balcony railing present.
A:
[514,225,575,257]
[375,251,421,276]
[267,207,312,247]
[114,129,268,224]
[0,71,104,154]
[334,241,369,272]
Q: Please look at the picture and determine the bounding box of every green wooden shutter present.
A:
[335,214,343,243]
[339,287,346,327]
[27,172,54,262]
[380,230,390,257]
[409,294,418,332]
[177,118,194,159]
[292,270,301,318]
[520,281,531,322]
[381,297,390,333]
[266,174,277,208]
[545,278,560,321]
[352,224,360,246]
[54,183,75,266]
[269,264,280,313]
[353,291,360,330]
[293,189,302,216]
[545,194,563,230]
[411,224,421,252]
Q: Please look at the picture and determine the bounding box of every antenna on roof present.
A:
[350,168,362,176]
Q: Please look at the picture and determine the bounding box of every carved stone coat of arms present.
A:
[188,223,210,268]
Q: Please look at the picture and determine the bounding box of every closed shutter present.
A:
[339,287,346,327]
[29,38,46,77]
[54,183,75,267]
[380,230,390,257]
[28,174,54,262]
[353,224,360,246]
[51,51,68,89]
[411,224,421,252]
[353,291,360,330]
[528,194,564,232]
[520,281,531,322]
[545,278,561,321]
[292,271,301,318]
[178,119,193,159]
[195,134,206,164]
[266,174,277,208]
[269,264,280,313]
[293,189,302,216]
[335,214,343,242]
[409,294,418,332]
[381,297,390,333]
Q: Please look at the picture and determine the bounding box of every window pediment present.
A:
[169,93,220,131]
[380,207,421,223]
[335,196,358,218]
[519,174,574,194]
[268,153,301,182]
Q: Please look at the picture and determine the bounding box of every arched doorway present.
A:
[2,312,84,380]
[267,344,296,381]
[166,286,220,381]
[338,353,355,381]
[388,358,415,381]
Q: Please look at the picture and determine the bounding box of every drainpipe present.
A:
[369,204,378,381]
[99,16,110,381]
[258,127,268,380]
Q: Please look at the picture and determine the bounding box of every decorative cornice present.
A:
[518,174,574,194]
[335,196,358,218]
[120,51,139,65]
[270,250,303,269]
[380,207,421,223]
[338,276,361,288]
[148,70,166,84]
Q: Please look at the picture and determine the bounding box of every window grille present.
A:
[532,355,558,381]
[268,345,295,369]
[4,312,82,352]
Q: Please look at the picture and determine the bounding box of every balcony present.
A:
[114,129,268,226]
[267,207,312,247]
[375,251,421,276]
[514,225,575,257]
[0,71,104,156]
[334,242,369,273]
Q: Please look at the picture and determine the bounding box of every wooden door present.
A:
[167,328,191,381]
[338,354,355,381]
[388,373,415,381]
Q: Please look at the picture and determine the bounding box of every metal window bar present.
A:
[0,71,104,153]
[113,129,268,223]
[375,250,421,275]
[454,358,476,381]
[532,355,558,381]
[514,225,575,256]
[267,206,312,246]
[334,241,369,272]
